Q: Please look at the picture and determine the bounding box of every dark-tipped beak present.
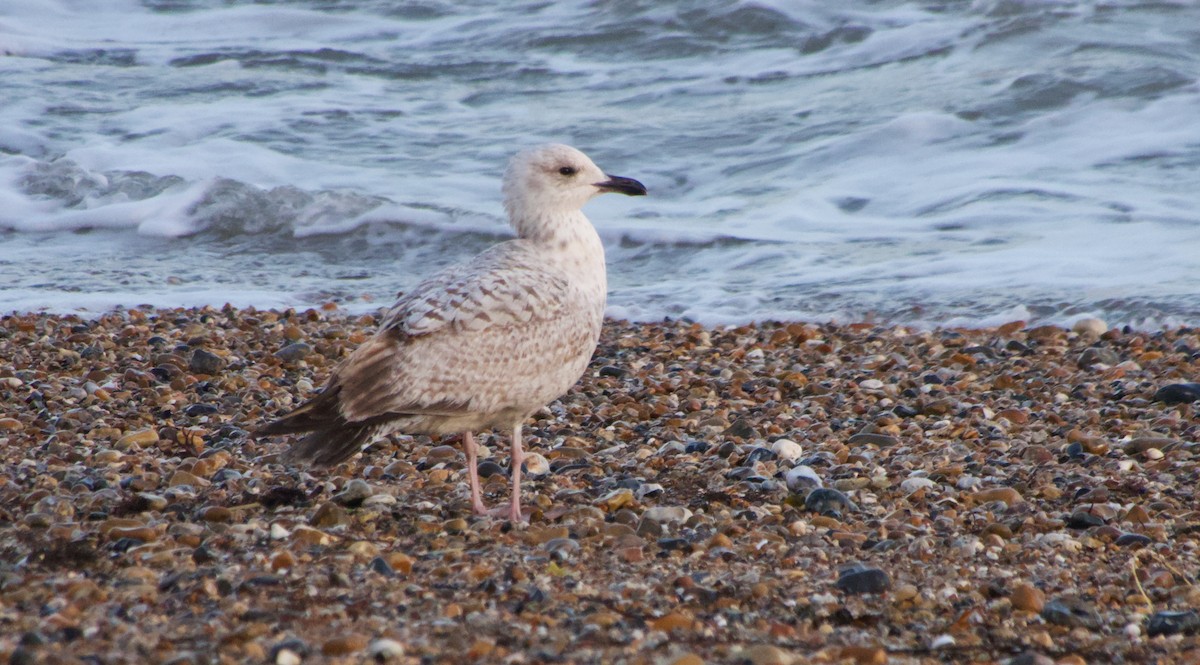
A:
[596,174,647,196]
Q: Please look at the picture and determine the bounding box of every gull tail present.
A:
[257,385,378,467]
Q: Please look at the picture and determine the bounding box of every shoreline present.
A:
[2,307,1198,663]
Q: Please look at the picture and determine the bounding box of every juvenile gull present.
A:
[257,144,646,521]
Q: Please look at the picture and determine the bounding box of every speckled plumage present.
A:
[258,144,646,520]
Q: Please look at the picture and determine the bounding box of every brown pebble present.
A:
[648,612,695,632]
[310,502,350,528]
[292,526,332,546]
[386,552,415,575]
[1011,583,1046,613]
[108,526,158,543]
[198,506,233,523]
[116,428,160,448]
[971,487,1024,506]
[736,644,793,665]
[270,550,296,571]
[321,635,368,656]
[668,653,705,665]
[838,646,887,665]
[1123,505,1150,524]
[168,470,208,488]
[1123,437,1178,454]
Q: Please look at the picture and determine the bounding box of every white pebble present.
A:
[1072,317,1108,337]
[643,505,693,524]
[859,378,885,390]
[363,493,397,507]
[368,638,405,661]
[900,477,936,493]
[785,465,822,492]
[770,438,803,463]
[523,452,550,475]
[930,634,956,649]
[269,523,290,540]
[275,648,301,665]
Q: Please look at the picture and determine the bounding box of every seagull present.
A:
[257,144,646,521]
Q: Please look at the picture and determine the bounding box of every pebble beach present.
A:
[2,307,1200,664]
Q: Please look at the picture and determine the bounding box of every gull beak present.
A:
[596,174,647,196]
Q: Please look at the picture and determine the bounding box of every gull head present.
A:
[503,144,646,235]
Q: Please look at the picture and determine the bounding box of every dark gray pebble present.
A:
[892,405,919,418]
[804,487,857,516]
[188,349,226,375]
[183,403,219,417]
[724,418,757,439]
[369,556,395,577]
[1146,610,1200,637]
[598,365,625,378]
[1077,347,1119,369]
[847,432,898,447]
[741,446,775,465]
[268,639,311,661]
[240,574,283,588]
[476,460,506,478]
[1113,533,1152,548]
[684,440,710,454]
[1066,510,1106,529]
[1005,653,1054,665]
[1041,597,1100,629]
[274,342,312,363]
[835,564,891,595]
[657,537,691,552]
[1153,383,1200,405]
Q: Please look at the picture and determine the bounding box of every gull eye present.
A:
[558,166,577,176]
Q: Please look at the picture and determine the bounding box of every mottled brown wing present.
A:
[332,241,579,422]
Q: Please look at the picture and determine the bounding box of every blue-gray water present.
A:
[2,0,1199,327]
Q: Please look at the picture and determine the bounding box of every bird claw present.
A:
[473,503,527,522]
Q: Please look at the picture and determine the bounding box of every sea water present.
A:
[2,0,1198,327]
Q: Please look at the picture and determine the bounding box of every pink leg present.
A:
[507,423,525,522]
[483,422,527,522]
[463,431,489,515]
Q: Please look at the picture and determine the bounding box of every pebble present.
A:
[847,432,898,447]
[523,452,550,476]
[309,502,350,528]
[900,477,936,493]
[642,506,693,525]
[321,635,368,656]
[1077,347,1119,369]
[1152,382,1200,404]
[1010,583,1045,613]
[117,428,160,448]
[971,487,1024,506]
[734,644,794,665]
[1041,597,1100,629]
[769,438,803,463]
[784,465,822,493]
[274,342,313,362]
[188,349,226,375]
[835,564,891,595]
[367,638,405,661]
[1146,610,1200,637]
[1071,317,1108,337]
[332,479,374,506]
[804,487,856,516]
[476,460,506,478]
